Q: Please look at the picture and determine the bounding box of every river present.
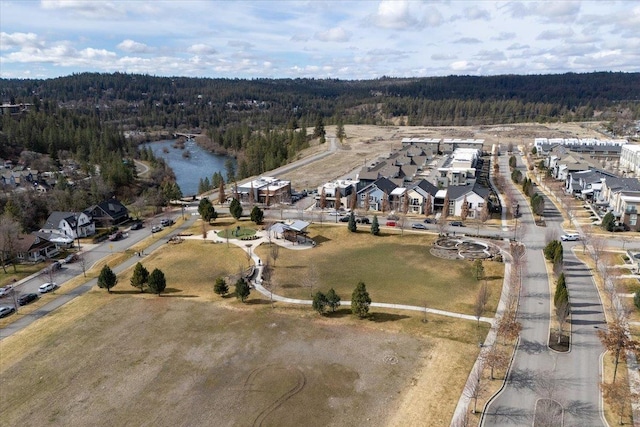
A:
[142,139,234,197]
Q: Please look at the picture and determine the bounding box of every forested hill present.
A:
[2,72,638,129]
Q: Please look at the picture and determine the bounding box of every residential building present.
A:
[236,176,291,205]
[86,199,130,227]
[619,144,640,176]
[42,211,95,239]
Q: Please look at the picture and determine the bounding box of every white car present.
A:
[560,234,579,241]
[39,282,58,293]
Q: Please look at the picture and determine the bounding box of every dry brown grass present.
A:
[0,220,499,426]
[256,225,504,316]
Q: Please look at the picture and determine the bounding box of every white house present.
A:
[41,211,95,239]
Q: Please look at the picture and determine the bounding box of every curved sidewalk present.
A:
[197,229,494,324]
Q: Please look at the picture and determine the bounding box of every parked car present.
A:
[560,234,579,241]
[386,221,397,227]
[0,286,14,297]
[108,231,123,241]
[38,282,58,293]
[160,218,174,227]
[339,216,350,222]
[387,214,400,221]
[449,221,464,227]
[423,218,435,224]
[18,293,39,306]
[151,225,163,233]
[45,261,62,273]
[130,221,143,230]
[63,253,78,264]
[411,223,427,230]
[0,305,16,318]
[327,210,341,216]
[356,217,370,224]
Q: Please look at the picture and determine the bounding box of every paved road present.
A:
[482,154,606,426]
[0,212,195,340]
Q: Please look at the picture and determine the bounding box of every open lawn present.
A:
[0,235,488,426]
[256,225,504,316]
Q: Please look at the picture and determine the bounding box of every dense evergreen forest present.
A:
[0,71,638,230]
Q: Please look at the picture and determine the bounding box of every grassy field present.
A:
[0,235,489,426]
[256,225,504,316]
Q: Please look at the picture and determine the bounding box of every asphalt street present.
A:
[482,154,606,426]
[0,211,196,340]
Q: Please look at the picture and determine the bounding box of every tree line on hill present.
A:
[1,72,638,231]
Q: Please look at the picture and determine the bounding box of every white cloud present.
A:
[187,44,217,55]
[449,61,478,72]
[0,1,635,79]
[507,1,581,22]
[228,41,254,50]
[492,32,515,41]
[474,50,506,61]
[41,0,127,18]
[536,28,574,41]
[315,27,352,42]
[0,32,43,51]
[454,37,482,44]
[117,39,153,54]
[464,6,490,21]
[371,0,420,29]
[431,53,457,61]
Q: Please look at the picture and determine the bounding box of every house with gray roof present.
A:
[41,211,95,239]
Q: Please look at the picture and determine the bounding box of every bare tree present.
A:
[474,282,490,325]
[270,243,280,268]
[437,215,449,236]
[78,253,88,278]
[534,398,563,427]
[424,195,432,217]
[302,264,319,298]
[601,379,637,425]
[463,364,485,414]
[591,236,606,271]
[0,214,20,273]
[261,262,275,308]
[598,318,639,382]
[484,345,509,380]
[497,310,522,346]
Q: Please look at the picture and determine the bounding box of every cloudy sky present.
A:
[1,0,639,80]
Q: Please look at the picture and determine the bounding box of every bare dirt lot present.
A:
[0,294,477,427]
[283,122,607,190]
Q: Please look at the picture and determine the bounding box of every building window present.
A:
[631,214,637,226]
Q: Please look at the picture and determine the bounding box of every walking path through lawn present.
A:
[185,229,494,324]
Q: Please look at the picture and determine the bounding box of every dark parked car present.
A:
[423,218,435,224]
[63,253,78,264]
[0,305,15,318]
[339,216,350,222]
[18,293,39,306]
[449,221,464,227]
[130,221,143,230]
[160,218,174,227]
[45,261,62,273]
[356,217,370,224]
